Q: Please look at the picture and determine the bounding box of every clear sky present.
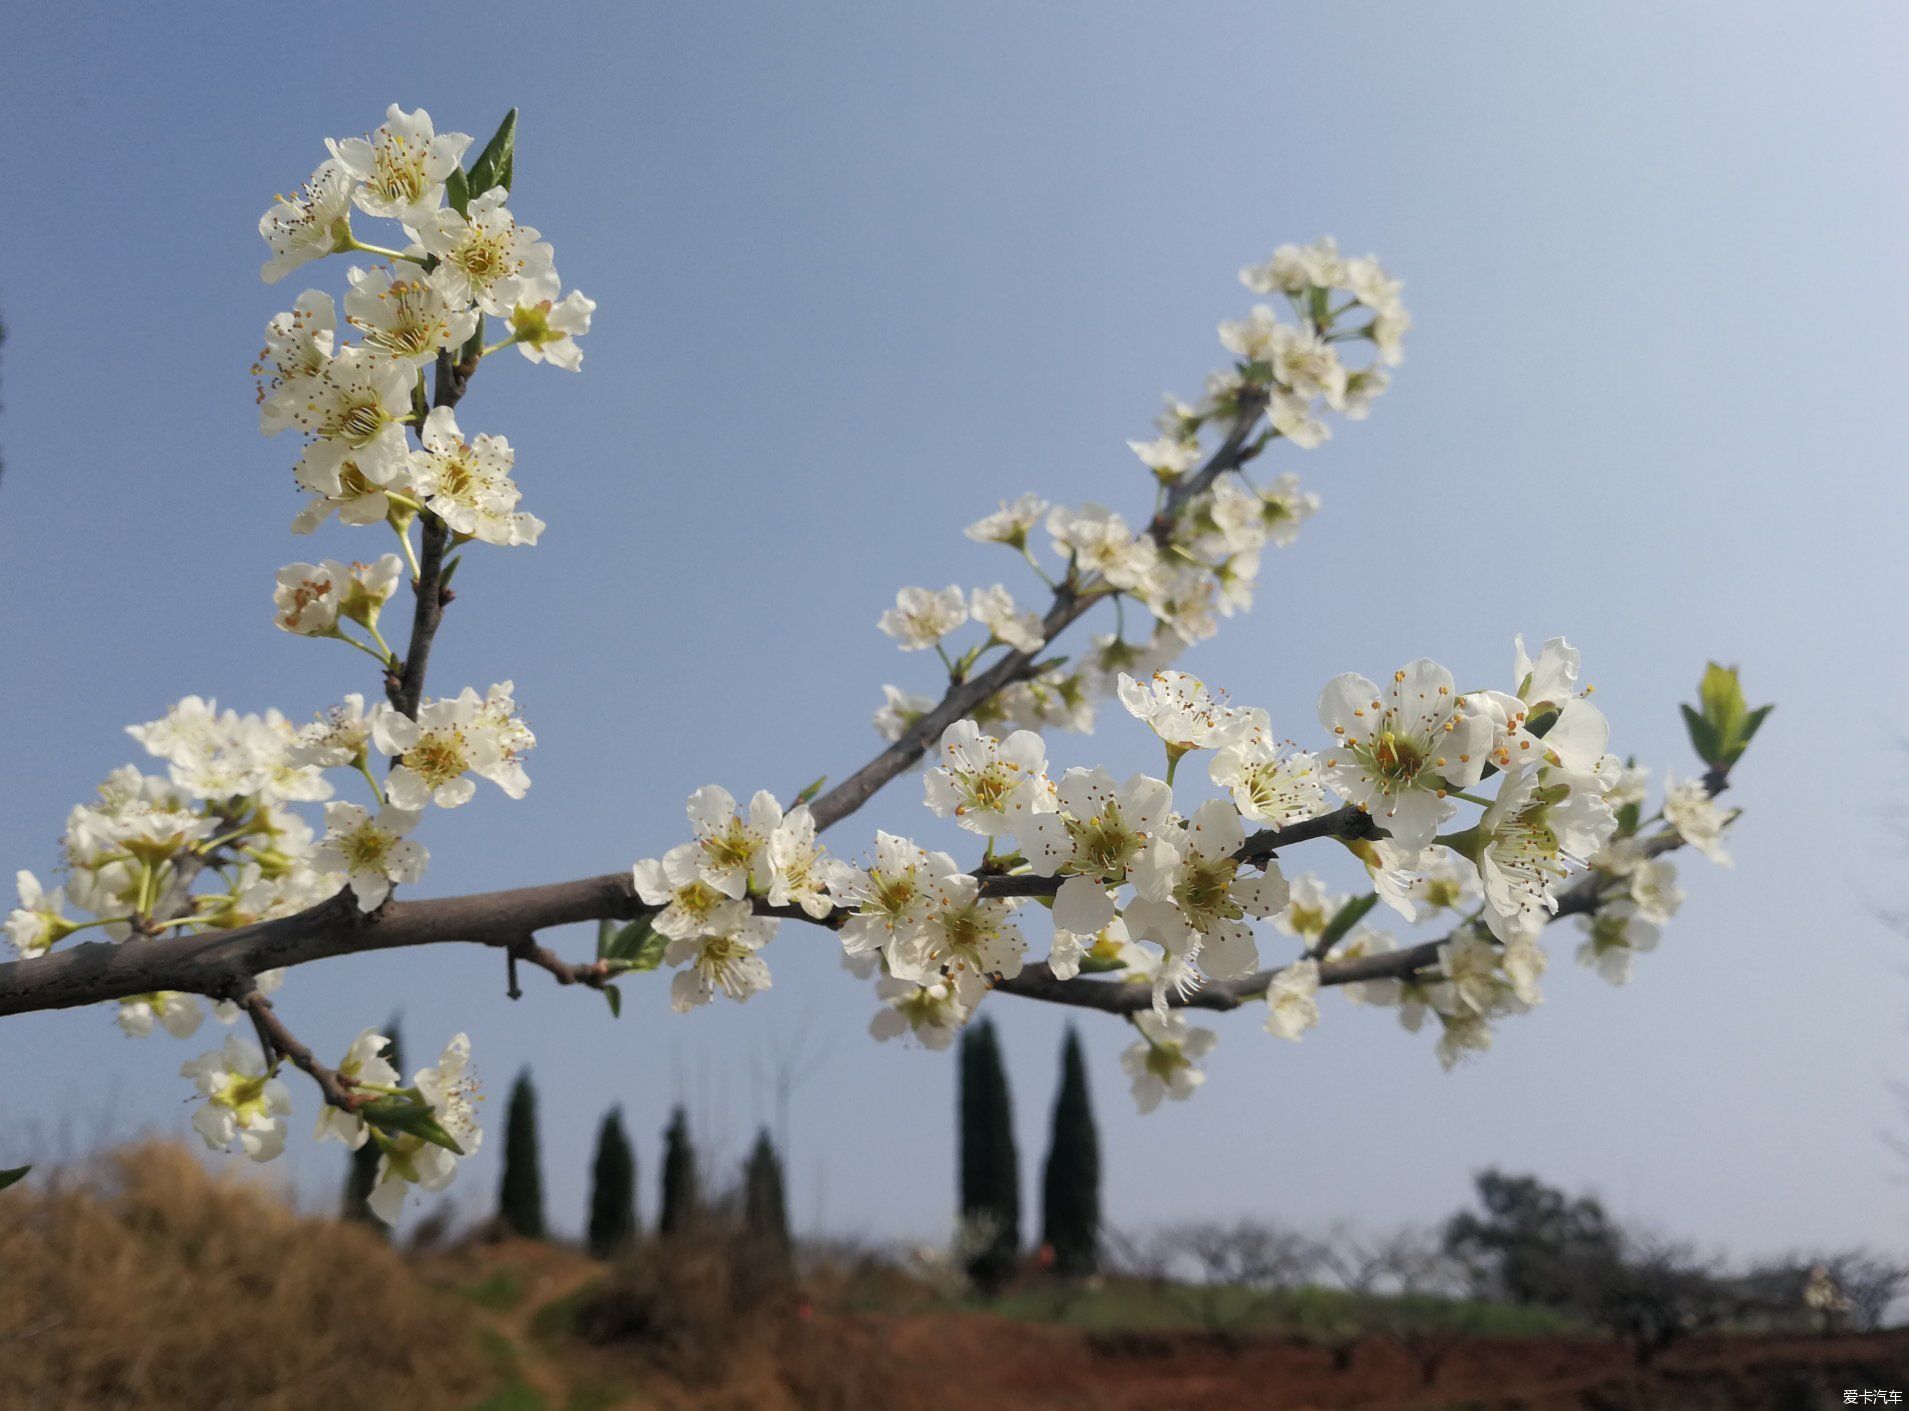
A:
[2,2,1906,1261]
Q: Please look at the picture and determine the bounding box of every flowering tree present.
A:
[0,106,1768,1222]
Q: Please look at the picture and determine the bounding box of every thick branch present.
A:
[0,805,1362,1018]
[0,874,637,1019]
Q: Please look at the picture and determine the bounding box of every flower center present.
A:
[405,733,468,788]
[1174,856,1241,927]
[331,400,388,447]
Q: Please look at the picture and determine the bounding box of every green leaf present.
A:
[360,1096,465,1156]
[444,164,471,217]
[0,1165,30,1193]
[1698,662,1747,747]
[1680,704,1721,765]
[599,914,668,972]
[603,984,622,1019]
[1076,951,1129,975]
[1727,703,1774,763]
[1317,892,1381,953]
[410,372,431,426]
[467,109,518,199]
[793,775,827,807]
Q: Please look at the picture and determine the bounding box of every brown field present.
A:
[2,1147,1903,1411]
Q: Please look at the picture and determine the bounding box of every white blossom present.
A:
[313,1028,401,1149]
[1475,767,1615,942]
[633,845,732,941]
[683,785,777,898]
[116,992,204,1039]
[1127,435,1202,480]
[1209,734,1327,828]
[970,584,1045,653]
[372,686,530,810]
[345,261,478,365]
[887,878,1026,1005]
[1122,1011,1217,1112]
[409,407,542,547]
[828,832,962,958]
[290,695,372,769]
[255,290,337,433]
[879,585,968,651]
[1317,660,1493,848]
[260,159,354,284]
[1264,958,1322,1041]
[6,871,77,958]
[181,1035,292,1162]
[368,1034,482,1224]
[507,275,596,369]
[922,720,1053,838]
[1047,503,1158,591]
[313,802,427,911]
[872,684,936,742]
[666,900,776,1011]
[327,104,471,230]
[869,975,970,1050]
[1118,671,1258,756]
[1022,767,1175,938]
[1126,800,1288,980]
[417,188,555,315]
[964,493,1048,548]
[1663,776,1733,866]
[1574,902,1659,985]
[280,347,416,502]
[272,561,343,636]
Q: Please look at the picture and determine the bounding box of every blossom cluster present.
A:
[634,635,1738,1114]
[871,237,1394,746]
[0,105,606,1222]
[6,102,1755,1226]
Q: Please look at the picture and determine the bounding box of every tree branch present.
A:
[991,817,1698,1015]
[388,345,481,717]
[242,990,361,1112]
[0,804,1361,1019]
[807,397,1267,834]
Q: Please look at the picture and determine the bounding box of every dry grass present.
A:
[0,1142,488,1411]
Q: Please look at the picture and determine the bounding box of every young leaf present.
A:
[601,915,668,972]
[467,109,518,198]
[793,775,827,807]
[444,164,471,217]
[603,984,622,1019]
[0,1165,30,1193]
[1680,704,1721,765]
[1733,702,1771,756]
[360,1096,465,1156]
[1698,661,1747,748]
[1316,892,1381,953]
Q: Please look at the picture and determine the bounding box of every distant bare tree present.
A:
[1126,1219,1322,1348]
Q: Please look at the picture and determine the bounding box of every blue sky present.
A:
[2,2,1906,1259]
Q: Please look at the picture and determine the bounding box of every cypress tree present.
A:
[586,1107,639,1260]
[958,1018,1020,1292]
[498,1068,547,1240]
[342,1017,402,1231]
[742,1127,792,1270]
[1040,1026,1100,1277]
[658,1105,699,1237]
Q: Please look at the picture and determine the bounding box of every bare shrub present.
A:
[0,1142,486,1411]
